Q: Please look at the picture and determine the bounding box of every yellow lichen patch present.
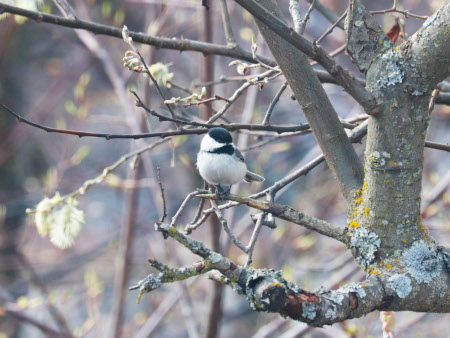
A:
[353,208,358,216]
[349,220,360,228]
[386,264,393,269]
[356,197,362,204]
[403,238,407,243]
[370,270,379,275]
[356,189,361,196]
[389,161,395,166]
[385,180,391,184]
[362,181,368,193]
[273,282,281,287]
[363,208,370,217]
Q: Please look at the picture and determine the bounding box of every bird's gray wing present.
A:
[234,147,245,162]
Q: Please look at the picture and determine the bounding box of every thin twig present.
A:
[245,213,265,267]
[316,10,347,44]
[170,190,209,227]
[219,0,237,46]
[157,167,167,222]
[0,3,275,66]
[183,95,230,107]
[124,36,179,126]
[200,194,345,242]
[26,139,167,213]
[299,0,317,35]
[262,81,288,125]
[210,200,247,252]
[186,198,206,233]
[306,0,344,28]
[370,1,428,20]
[4,100,336,139]
[168,81,192,95]
[206,69,277,124]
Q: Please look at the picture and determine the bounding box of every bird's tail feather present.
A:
[244,170,265,183]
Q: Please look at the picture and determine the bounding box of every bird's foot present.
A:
[215,185,231,200]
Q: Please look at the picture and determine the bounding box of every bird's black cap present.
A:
[208,127,232,144]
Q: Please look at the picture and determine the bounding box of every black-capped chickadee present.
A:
[197,127,265,199]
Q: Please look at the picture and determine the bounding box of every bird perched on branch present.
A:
[197,127,265,199]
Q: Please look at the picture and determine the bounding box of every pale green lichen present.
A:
[350,228,381,270]
[403,240,442,283]
[388,274,412,298]
[325,308,337,320]
[376,50,404,88]
[301,302,317,320]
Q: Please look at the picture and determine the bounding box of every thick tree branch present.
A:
[131,223,391,326]
[237,0,365,201]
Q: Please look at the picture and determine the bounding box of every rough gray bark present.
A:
[345,0,450,311]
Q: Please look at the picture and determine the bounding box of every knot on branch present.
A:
[243,268,320,322]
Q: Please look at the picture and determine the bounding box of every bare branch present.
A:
[210,200,247,252]
[131,223,391,326]
[197,193,346,242]
[316,10,347,44]
[0,3,272,65]
[262,81,288,125]
[371,2,428,20]
[306,0,344,28]
[299,0,317,35]
[245,213,265,267]
[156,167,167,223]
[26,139,167,213]
[219,0,237,46]
[2,102,334,140]
[170,190,209,227]
[424,141,450,152]
[288,0,302,33]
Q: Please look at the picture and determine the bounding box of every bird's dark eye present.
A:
[208,127,232,143]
